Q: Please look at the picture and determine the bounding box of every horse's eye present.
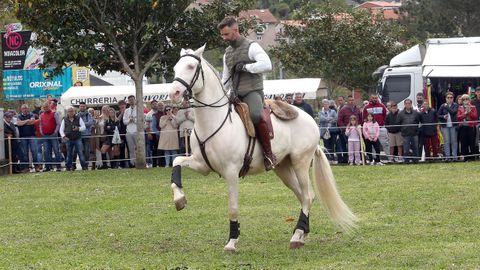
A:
[188,64,195,70]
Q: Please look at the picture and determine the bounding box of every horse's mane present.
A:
[203,59,223,83]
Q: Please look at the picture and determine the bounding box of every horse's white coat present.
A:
[169,46,356,252]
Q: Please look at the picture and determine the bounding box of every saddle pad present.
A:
[265,99,299,120]
[234,102,256,138]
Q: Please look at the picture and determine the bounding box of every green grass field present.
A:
[1,162,480,269]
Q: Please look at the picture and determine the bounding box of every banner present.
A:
[1,30,43,70]
[2,68,73,100]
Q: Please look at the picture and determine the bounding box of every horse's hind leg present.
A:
[274,157,302,202]
[171,156,209,211]
[274,156,313,249]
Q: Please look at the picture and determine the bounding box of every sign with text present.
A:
[1,30,43,70]
[2,68,73,100]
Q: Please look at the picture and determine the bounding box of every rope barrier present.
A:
[3,121,479,173]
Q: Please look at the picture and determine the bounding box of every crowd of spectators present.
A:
[318,88,480,165]
[2,95,194,173]
[3,87,480,173]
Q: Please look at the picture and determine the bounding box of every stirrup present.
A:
[264,156,276,170]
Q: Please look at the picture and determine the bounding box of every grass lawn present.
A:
[1,162,480,269]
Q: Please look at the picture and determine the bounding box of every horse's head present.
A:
[169,45,206,103]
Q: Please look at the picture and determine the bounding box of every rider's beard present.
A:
[228,39,237,47]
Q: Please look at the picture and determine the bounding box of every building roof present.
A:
[281,20,304,27]
[239,9,279,24]
[356,1,401,9]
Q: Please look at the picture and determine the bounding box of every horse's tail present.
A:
[313,146,357,231]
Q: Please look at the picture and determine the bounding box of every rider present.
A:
[218,16,276,171]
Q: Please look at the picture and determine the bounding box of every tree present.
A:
[272,2,407,97]
[401,0,480,39]
[16,0,254,168]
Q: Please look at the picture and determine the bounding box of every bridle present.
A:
[173,54,229,108]
[172,53,232,172]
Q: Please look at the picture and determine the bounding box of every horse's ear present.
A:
[194,44,206,57]
[180,48,187,56]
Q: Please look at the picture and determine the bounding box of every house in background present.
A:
[355,1,402,21]
[239,9,280,49]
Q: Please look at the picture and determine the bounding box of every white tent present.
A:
[60,78,321,107]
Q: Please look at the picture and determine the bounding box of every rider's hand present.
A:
[235,63,246,73]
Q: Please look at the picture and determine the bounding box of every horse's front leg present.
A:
[171,155,209,211]
[223,172,240,252]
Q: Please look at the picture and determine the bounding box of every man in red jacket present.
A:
[39,102,62,171]
[363,94,389,161]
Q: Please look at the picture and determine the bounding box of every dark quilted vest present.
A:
[225,37,263,96]
[64,116,81,140]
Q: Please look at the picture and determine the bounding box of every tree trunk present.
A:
[133,77,147,169]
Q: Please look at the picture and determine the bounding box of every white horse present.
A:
[169,45,356,252]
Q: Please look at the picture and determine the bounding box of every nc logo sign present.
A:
[5,32,22,50]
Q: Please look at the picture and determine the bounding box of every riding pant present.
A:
[239,90,264,125]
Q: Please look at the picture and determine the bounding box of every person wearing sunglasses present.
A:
[438,92,459,161]
[457,94,478,161]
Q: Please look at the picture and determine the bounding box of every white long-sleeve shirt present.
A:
[60,117,86,138]
[122,105,137,134]
[222,41,272,90]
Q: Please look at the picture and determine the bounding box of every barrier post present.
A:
[7,136,12,175]
[0,108,4,160]
[184,130,189,157]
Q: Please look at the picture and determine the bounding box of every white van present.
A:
[376,37,480,109]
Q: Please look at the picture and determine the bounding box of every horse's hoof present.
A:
[289,241,305,249]
[174,196,187,211]
[289,229,306,249]
[224,238,238,252]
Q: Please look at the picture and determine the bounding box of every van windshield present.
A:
[383,75,411,104]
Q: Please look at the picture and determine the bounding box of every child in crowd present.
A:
[362,113,384,165]
[345,115,362,165]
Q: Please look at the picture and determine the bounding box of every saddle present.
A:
[234,99,299,138]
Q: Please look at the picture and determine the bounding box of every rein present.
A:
[173,53,232,172]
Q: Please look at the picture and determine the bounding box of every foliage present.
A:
[272,2,407,96]
[1,163,480,268]
[401,0,480,40]
[14,0,254,167]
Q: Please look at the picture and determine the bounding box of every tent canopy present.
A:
[60,78,321,107]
